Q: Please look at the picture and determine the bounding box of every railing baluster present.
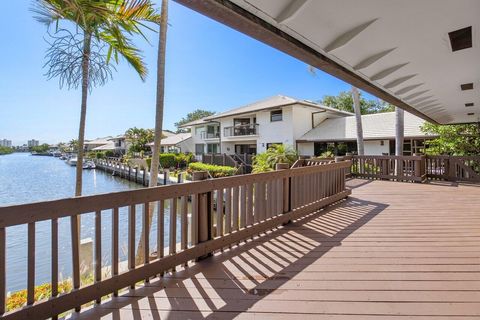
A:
[27,222,35,306]
[240,185,246,228]
[191,195,198,246]
[157,200,164,259]
[232,186,239,231]
[112,207,119,296]
[94,210,102,303]
[0,227,5,315]
[181,196,188,250]
[70,215,80,311]
[225,188,232,234]
[143,203,150,268]
[216,189,223,237]
[246,184,253,225]
[51,219,58,299]
[169,198,177,256]
[128,205,135,288]
[253,183,260,223]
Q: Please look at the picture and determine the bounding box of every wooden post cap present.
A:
[275,163,290,170]
[192,171,208,181]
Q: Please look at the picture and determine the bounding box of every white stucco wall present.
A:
[297,142,314,156]
[177,138,194,154]
[364,140,389,155]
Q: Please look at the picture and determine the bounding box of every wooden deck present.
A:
[71,179,480,319]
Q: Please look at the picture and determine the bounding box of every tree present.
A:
[34,0,159,197]
[174,109,215,133]
[68,139,78,152]
[321,91,394,114]
[125,127,155,154]
[135,0,167,265]
[421,123,480,155]
[31,143,50,153]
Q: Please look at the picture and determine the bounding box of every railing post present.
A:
[192,171,212,259]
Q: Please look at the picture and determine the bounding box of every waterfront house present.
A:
[83,137,113,152]
[146,132,194,154]
[297,111,433,156]
[182,95,352,156]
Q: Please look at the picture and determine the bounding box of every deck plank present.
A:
[71,179,480,320]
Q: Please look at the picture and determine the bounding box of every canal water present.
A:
[0,153,176,292]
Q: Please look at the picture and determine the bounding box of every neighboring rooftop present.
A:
[147,132,192,147]
[84,137,113,145]
[180,95,353,127]
[300,111,430,142]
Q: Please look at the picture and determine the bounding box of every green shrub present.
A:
[159,153,177,168]
[0,146,14,155]
[252,144,298,173]
[188,162,237,178]
[105,150,115,157]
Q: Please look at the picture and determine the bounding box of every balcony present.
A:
[223,123,259,137]
[199,132,220,140]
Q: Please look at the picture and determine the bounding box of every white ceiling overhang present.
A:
[175,0,479,124]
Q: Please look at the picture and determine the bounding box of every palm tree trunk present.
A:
[395,107,404,175]
[136,0,168,265]
[71,32,91,292]
[352,87,364,155]
[75,32,92,197]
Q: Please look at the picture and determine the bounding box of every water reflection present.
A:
[0,153,183,292]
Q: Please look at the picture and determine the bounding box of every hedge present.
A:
[146,153,195,170]
[188,162,237,178]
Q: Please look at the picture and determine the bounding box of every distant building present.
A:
[0,139,12,148]
[27,139,39,148]
[147,132,194,154]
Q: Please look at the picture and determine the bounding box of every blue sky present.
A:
[0,1,373,145]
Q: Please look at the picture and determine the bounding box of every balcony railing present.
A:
[199,132,220,139]
[224,123,259,137]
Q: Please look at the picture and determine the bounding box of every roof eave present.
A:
[174,0,439,125]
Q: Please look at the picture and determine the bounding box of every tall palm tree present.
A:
[34,0,159,196]
[34,0,159,292]
[351,87,364,155]
[136,0,168,265]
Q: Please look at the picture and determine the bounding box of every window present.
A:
[195,126,204,136]
[270,110,283,122]
[195,144,204,155]
[207,143,219,154]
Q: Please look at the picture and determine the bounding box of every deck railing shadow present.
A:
[72,196,387,319]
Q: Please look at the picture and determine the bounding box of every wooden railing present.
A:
[202,153,238,168]
[426,155,480,182]
[0,161,351,319]
[350,155,426,182]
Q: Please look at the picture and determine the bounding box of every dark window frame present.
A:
[270,110,283,122]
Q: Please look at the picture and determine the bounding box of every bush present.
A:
[146,153,195,170]
[7,280,72,312]
[159,153,177,168]
[252,144,298,173]
[105,150,115,157]
[188,162,237,178]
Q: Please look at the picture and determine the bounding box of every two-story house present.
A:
[182,95,353,156]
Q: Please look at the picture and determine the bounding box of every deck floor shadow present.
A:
[70,179,480,320]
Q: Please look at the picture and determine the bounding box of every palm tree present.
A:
[34,0,159,196]
[351,87,364,155]
[136,0,168,265]
[34,1,159,291]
